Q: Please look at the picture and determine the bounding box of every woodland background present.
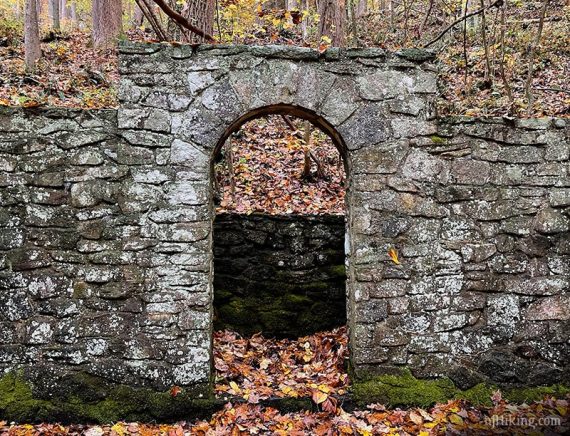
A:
[0,0,568,117]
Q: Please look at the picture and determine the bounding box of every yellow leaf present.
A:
[448,414,464,426]
[111,423,125,436]
[229,381,241,394]
[388,247,401,265]
[312,389,328,404]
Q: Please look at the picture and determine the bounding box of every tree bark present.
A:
[25,0,41,72]
[356,0,367,17]
[181,0,216,43]
[92,0,123,49]
[317,0,346,46]
[49,0,60,30]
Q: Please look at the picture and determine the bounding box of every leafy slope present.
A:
[215,115,346,216]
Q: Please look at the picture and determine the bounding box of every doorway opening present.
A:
[212,109,348,339]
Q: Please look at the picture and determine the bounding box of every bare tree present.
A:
[49,0,60,31]
[317,0,346,46]
[25,0,41,72]
[92,0,123,48]
[525,0,550,115]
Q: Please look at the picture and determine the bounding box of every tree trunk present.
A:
[92,0,123,49]
[25,0,41,72]
[317,0,346,46]
[356,0,367,17]
[49,0,60,30]
[133,2,144,26]
[181,0,216,43]
[70,2,77,24]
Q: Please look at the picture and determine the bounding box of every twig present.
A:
[480,0,493,83]
[424,0,502,48]
[534,86,570,94]
[498,1,513,110]
[462,0,469,88]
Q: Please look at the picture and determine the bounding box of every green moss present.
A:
[430,135,447,144]
[352,369,456,408]
[504,385,570,404]
[0,372,218,424]
[327,264,346,277]
[352,370,569,408]
[282,294,312,307]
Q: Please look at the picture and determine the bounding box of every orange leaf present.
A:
[169,385,182,397]
[388,247,401,265]
[312,389,328,405]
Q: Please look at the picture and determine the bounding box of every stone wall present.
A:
[0,42,568,401]
[0,107,212,393]
[351,117,569,387]
[213,213,346,337]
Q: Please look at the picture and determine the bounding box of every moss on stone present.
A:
[327,264,347,277]
[352,369,456,408]
[352,370,569,408]
[430,135,447,144]
[0,372,219,424]
[282,294,313,307]
[504,385,569,404]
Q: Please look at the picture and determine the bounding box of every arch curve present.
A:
[212,104,350,174]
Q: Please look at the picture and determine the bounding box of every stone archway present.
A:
[116,42,439,390]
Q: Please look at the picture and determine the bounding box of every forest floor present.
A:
[214,115,346,215]
[1,328,568,435]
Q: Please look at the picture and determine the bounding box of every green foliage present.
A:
[0,15,23,45]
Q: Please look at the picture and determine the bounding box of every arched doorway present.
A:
[210,105,350,338]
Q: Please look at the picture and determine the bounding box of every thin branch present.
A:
[498,0,514,110]
[136,0,168,41]
[534,86,570,94]
[480,0,492,83]
[462,0,469,88]
[424,0,502,48]
[151,0,217,42]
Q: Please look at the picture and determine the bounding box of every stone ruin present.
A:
[0,43,568,407]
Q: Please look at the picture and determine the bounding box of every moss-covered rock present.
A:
[352,369,569,408]
[0,372,220,424]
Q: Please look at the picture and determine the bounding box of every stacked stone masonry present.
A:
[213,213,346,337]
[0,42,568,396]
